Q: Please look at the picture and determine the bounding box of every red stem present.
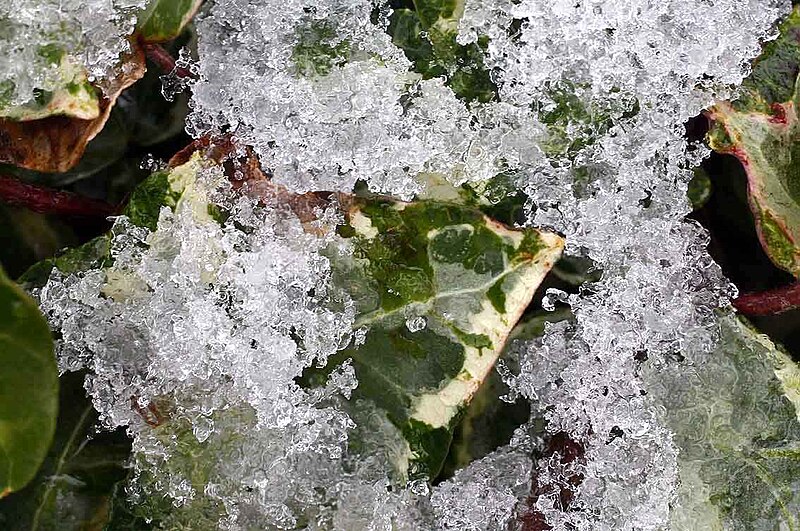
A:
[0,175,116,217]
[142,43,192,78]
[733,282,800,316]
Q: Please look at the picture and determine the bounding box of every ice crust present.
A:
[0,0,144,106]
[37,0,792,529]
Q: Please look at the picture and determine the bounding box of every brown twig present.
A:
[0,175,116,217]
[142,42,192,78]
[733,282,800,316]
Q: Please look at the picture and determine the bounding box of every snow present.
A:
[37,0,792,528]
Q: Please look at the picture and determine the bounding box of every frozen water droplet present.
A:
[193,416,214,443]
[405,315,427,332]
[541,288,569,312]
[139,154,160,172]
[408,478,430,496]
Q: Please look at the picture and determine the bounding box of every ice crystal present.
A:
[405,315,427,332]
[187,0,544,197]
[0,0,144,106]
[39,0,795,528]
[432,449,532,530]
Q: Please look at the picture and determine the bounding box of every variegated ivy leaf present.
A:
[645,314,800,530]
[707,6,800,277]
[322,195,564,479]
[136,0,203,43]
[0,54,99,122]
[24,143,563,487]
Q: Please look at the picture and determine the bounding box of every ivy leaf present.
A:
[707,6,800,277]
[0,264,58,497]
[0,372,131,531]
[136,0,203,43]
[0,46,145,173]
[646,314,800,530]
[322,195,564,479]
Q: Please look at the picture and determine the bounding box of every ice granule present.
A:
[0,0,145,106]
[38,0,794,529]
[432,448,532,530]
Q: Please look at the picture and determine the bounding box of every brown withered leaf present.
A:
[0,45,146,173]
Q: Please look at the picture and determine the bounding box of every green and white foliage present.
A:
[323,196,563,478]
[646,315,800,530]
[708,7,800,278]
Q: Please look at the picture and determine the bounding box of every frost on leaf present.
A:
[388,0,496,103]
[0,0,145,108]
[318,195,563,479]
[646,314,800,530]
[707,6,800,277]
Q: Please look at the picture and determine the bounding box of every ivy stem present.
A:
[142,43,192,78]
[0,175,116,217]
[733,282,800,316]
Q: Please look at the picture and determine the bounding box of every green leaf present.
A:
[707,7,800,277]
[136,0,203,43]
[320,195,563,479]
[18,236,112,290]
[0,265,58,497]
[0,372,131,531]
[122,151,205,231]
[646,314,800,530]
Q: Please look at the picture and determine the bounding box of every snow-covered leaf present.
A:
[388,0,495,103]
[646,314,800,530]
[0,55,99,122]
[707,7,800,277]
